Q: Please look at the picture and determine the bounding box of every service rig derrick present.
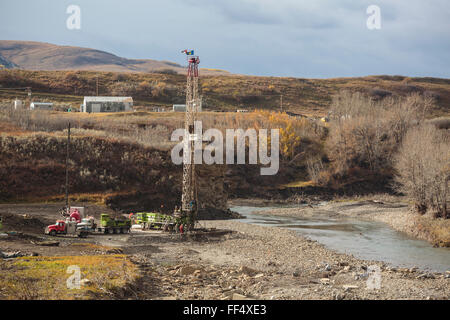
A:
[180,53,201,230]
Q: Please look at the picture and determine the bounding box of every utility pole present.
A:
[280,94,283,112]
[96,76,99,96]
[27,87,32,108]
[65,122,71,210]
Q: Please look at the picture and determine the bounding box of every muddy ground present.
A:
[0,202,449,300]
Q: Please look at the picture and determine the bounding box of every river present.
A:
[232,206,450,273]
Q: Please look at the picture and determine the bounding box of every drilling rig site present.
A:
[0,49,449,301]
[1,2,450,305]
[0,48,448,300]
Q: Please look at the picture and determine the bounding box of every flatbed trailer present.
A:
[135,212,177,231]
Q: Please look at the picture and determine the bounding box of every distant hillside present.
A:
[0,53,16,69]
[0,40,229,75]
[0,69,449,117]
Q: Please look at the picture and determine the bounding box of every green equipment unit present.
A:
[98,214,131,234]
[0,216,3,231]
[135,212,176,231]
[135,212,149,225]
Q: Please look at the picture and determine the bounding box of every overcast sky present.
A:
[0,0,449,78]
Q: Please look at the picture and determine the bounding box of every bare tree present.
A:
[306,157,324,184]
[394,124,449,218]
[326,91,432,177]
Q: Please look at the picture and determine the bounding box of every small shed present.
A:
[82,97,133,113]
[173,104,186,112]
[30,102,53,110]
[173,101,202,112]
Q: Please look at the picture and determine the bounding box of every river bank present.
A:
[1,202,448,300]
[126,219,449,300]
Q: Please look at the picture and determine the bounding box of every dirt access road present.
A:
[0,202,449,300]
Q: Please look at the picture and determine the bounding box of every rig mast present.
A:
[181,52,201,228]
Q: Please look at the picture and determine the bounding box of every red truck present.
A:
[45,219,89,238]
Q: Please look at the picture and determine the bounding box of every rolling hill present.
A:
[0,40,229,75]
[0,41,449,116]
[0,53,17,69]
[0,69,449,117]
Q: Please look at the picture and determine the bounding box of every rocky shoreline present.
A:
[1,201,448,300]
[127,219,449,300]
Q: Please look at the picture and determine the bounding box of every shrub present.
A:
[154,68,178,75]
[394,124,449,218]
[428,117,450,130]
[110,82,137,96]
[368,87,392,100]
[306,157,324,184]
[326,91,432,178]
[279,122,301,160]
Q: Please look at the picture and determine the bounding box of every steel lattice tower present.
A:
[181,54,200,226]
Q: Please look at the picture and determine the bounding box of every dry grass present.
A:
[36,192,138,205]
[414,215,450,247]
[70,243,115,251]
[0,106,180,150]
[281,180,314,188]
[0,105,322,155]
[1,69,450,116]
[428,117,450,129]
[0,255,138,300]
[0,131,170,201]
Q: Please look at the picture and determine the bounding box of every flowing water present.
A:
[232,206,450,273]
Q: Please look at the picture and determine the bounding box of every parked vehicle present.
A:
[77,217,97,232]
[45,219,89,238]
[98,214,131,234]
[134,212,176,231]
[60,206,86,222]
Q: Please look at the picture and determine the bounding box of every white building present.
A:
[82,97,133,113]
[30,102,53,110]
[173,104,186,112]
[173,100,202,112]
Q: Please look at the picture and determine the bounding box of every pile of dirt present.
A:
[1,213,48,233]
[197,207,242,220]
